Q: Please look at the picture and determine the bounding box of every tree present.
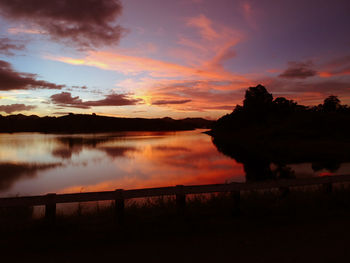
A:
[243,84,273,112]
[323,95,340,112]
[272,97,297,114]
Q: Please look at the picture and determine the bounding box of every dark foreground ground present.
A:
[1,188,350,262]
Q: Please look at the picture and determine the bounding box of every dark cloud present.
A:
[279,61,317,79]
[0,37,25,56]
[152,99,192,105]
[0,0,124,49]
[86,93,143,107]
[0,60,65,90]
[50,92,86,108]
[0,104,36,114]
[50,92,143,109]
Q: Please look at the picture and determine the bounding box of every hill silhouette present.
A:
[0,113,213,133]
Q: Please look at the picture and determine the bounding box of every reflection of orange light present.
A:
[319,172,335,177]
[58,133,245,194]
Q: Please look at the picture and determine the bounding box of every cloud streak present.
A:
[47,51,243,80]
[0,0,124,49]
[319,55,350,77]
[143,79,245,112]
[0,60,65,90]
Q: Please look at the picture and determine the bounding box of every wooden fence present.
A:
[1,174,350,224]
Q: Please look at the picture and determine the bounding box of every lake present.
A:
[0,130,349,198]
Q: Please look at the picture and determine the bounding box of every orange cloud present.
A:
[319,70,350,78]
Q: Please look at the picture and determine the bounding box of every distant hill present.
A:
[0,113,214,133]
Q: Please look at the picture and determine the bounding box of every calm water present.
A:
[0,130,244,197]
[0,130,349,197]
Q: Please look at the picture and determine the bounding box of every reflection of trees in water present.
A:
[311,161,340,172]
[52,136,137,160]
[211,136,343,182]
[243,160,295,182]
[0,162,61,191]
[211,136,293,182]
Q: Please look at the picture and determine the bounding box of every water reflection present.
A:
[1,130,347,197]
[0,162,61,191]
[211,136,349,181]
[0,130,244,197]
[52,136,138,160]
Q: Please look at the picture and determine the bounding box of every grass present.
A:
[1,185,350,262]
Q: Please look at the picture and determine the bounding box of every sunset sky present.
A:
[0,0,350,119]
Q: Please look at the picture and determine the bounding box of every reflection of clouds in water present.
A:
[0,131,246,196]
[0,162,61,192]
[58,133,244,193]
[153,146,191,152]
[0,134,59,163]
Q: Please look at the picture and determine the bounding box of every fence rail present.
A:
[1,174,350,224]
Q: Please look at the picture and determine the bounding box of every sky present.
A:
[0,0,349,119]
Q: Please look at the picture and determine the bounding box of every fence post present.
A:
[230,190,240,216]
[115,189,124,225]
[176,185,186,215]
[322,183,332,194]
[45,193,56,226]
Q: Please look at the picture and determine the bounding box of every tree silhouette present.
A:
[243,84,273,112]
[323,95,341,112]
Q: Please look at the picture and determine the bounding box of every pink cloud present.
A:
[180,14,243,73]
[186,14,219,40]
[46,51,247,81]
[242,2,258,29]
